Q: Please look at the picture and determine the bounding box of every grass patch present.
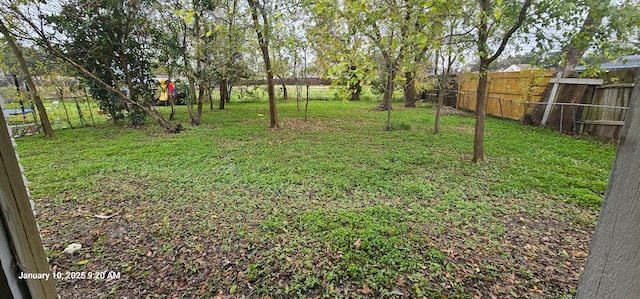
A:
[16,99,615,298]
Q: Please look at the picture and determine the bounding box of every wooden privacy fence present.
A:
[457,70,555,120]
[576,70,635,139]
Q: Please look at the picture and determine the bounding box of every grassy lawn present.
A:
[16,99,614,298]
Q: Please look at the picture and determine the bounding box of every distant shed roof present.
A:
[575,55,640,71]
[502,64,540,72]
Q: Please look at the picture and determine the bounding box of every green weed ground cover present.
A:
[16,100,614,298]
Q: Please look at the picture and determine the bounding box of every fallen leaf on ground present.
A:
[94,212,120,219]
[74,259,90,265]
[357,285,372,294]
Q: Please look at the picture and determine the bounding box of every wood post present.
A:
[0,105,57,298]
[541,72,563,125]
[577,73,640,298]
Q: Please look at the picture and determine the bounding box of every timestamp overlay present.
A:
[18,271,122,281]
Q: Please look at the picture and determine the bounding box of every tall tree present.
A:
[155,0,186,121]
[310,0,447,131]
[343,0,414,112]
[472,0,532,163]
[544,0,640,76]
[173,2,215,126]
[434,23,466,134]
[307,0,373,102]
[247,0,279,128]
[558,0,610,76]
[211,0,249,110]
[401,2,457,108]
[0,18,56,137]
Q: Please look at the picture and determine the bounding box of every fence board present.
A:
[0,106,57,298]
[580,82,633,139]
[457,70,555,120]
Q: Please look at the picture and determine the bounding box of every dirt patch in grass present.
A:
[278,119,333,131]
[452,124,475,134]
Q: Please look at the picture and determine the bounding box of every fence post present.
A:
[0,103,58,298]
[577,72,640,297]
[541,72,563,125]
[572,105,577,135]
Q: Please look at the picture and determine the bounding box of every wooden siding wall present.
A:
[457,70,555,120]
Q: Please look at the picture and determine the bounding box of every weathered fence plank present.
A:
[0,108,57,298]
[542,74,604,125]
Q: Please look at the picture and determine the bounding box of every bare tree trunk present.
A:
[473,0,531,163]
[0,20,55,137]
[210,86,214,110]
[385,69,396,130]
[577,73,640,298]
[349,82,362,101]
[186,12,204,126]
[187,79,197,125]
[435,72,449,134]
[404,71,417,108]
[560,5,606,77]
[248,0,278,128]
[196,85,204,125]
[279,76,288,101]
[473,58,490,163]
[296,84,301,111]
[183,17,198,127]
[118,54,142,126]
[435,50,456,134]
[305,84,309,121]
[303,49,309,120]
[169,93,176,121]
[295,71,301,111]
[380,63,395,111]
[219,78,228,110]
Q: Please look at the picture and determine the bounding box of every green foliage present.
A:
[523,0,640,70]
[0,42,54,76]
[385,122,412,131]
[161,215,171,236]
[44,0,158,123]
[308,0,452,106]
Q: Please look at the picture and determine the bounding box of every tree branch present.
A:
[488,0,533,63]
